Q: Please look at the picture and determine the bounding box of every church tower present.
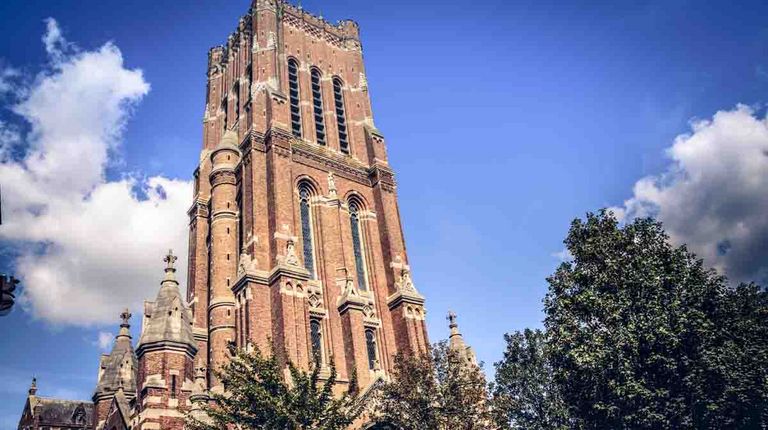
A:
[186,0,428,393]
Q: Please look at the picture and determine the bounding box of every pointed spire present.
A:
[28,377,37,396]
[94,310,138,398]
[447,310,467,352]
[137,249,197,358]
[447,311,477,365]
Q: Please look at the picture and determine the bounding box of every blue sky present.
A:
[2,0,768,427]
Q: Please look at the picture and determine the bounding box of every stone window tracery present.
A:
[365,328,377,370]
[299,183,316,278]
[349,200,367,291]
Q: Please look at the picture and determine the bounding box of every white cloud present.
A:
[0,66,20,95]
[551,248,574,263]
[0,19,192,326]
[96,331,113,350]
[614,104,768,284]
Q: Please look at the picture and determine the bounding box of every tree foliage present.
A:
[187,346,358,430]
[544,210,768,429]
[376,341,492,430]
[492,328,569,430]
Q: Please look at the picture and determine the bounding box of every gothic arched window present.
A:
[311,68,326,145]
[365,328,378,370]
[333,77,349,154]
[349,200,367,291]
[310,319,323,363]
[299,184,316,278]
[288,59,302,138]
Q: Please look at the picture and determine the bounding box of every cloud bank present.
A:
[0,19,191,326]
[612,104,768,285]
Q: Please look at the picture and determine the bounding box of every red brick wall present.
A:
[186,0,429,398]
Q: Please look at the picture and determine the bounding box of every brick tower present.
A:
[186,0,429,394]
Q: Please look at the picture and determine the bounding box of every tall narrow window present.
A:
[310,319,323,363]
[311,68,326,145]
[365,329,377,370]
[170,375,177,398]
[299,185,315,278]
[333,78,349,154]
[233,82,240,122]
[236,191,243,254]
[349,201,367,291]
[288,59,302,138]
[222,97,228,129]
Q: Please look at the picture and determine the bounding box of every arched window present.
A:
[310,319,323,363]
[349,200,367,291]
[333,77,349,154]
[365,328,378,370]
[311,68,326,145]
[288,59,302,138]
[299,184,316,278]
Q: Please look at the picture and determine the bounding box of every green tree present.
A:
[377,341,492,430]
[492,328,569,430]
[544,210,768,429]
[187,346,358,430]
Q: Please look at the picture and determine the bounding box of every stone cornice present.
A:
[136,340,197,360]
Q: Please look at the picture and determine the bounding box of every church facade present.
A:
[17,1,448,429]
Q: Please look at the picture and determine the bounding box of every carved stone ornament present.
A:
[363,303,376,319]
[327,171,338,198]
[285,239,299,266]
[238,252,257,276]
[396,268,417,293]
[308,292,322,309]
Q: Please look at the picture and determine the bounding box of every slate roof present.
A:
[29,397,93,427]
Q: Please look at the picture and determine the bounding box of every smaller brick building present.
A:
[17,379,93,430]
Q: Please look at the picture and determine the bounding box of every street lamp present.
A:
[0,274,19,316]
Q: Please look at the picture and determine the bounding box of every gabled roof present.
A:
[104,388,133,430]
[137,250,197,357]
[19,390,93,428]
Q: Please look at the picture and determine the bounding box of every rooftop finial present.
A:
[447,310,458,328]
[164,249,177,272]
[117,308,132,339]
[29,376,37,395]
[120,308,132,327]
[160,249,179,285]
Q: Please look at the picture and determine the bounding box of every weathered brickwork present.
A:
[189,0,429,399]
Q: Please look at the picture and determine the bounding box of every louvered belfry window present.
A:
[311,68,326,145]
[288,59,302,138]
[333,78,349,154]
